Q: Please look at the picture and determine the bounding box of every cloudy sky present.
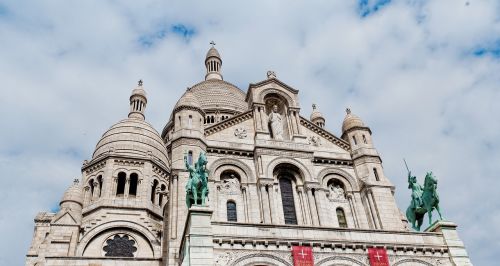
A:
[0,0,499,265]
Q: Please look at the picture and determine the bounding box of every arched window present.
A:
[116,172,126,196]
[129,173,138,196]
[362,134,367,144]
[89,179,95,198]
[151,180,158,203]
[97,175,103,197]
[187,151,193,165]
[159,184,166,206]
[279,178,298,225]
[352,135,357,145]
[227,201,237,222]
[373,168,380,181]
[188,115,192,128]
[337,208,348,228]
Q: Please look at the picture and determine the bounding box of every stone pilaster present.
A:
[426,221,473,266]
[180,205,214,266]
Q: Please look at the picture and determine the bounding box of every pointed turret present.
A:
[128,80,147,120]
[205,42,223,81]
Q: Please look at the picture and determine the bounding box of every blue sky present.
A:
[0,0,499,265]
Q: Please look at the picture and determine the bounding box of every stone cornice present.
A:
[299,116,350,151]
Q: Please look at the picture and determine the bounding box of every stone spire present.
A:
[205,41,223,81]
[128,80,147,120]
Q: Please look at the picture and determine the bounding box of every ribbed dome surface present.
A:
[206,47,221,59]
[310,105,324,122]
[189,79,247,112]
[60,181,83,205]
[131,86,146,97]
[93,118,169,167]
[175,90,201,109]
[342,110,366,133]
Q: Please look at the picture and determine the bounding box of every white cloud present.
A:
[0,0,499,265]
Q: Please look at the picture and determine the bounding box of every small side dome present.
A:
[342,108,366,133]
[60,179,83,206]
[92,118,169,168]
[174,90,202,110]
[310,104,325,127]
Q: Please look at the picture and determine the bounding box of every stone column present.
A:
[347,193,359,228]
[366,190,380,229]
[268,184,277,224]
[314,189,327,226]
[83,186,90,205]
[307,188,319,226]
[170,175,178,240]
[292,185,304,224]
[369,190,383,229]
[241,186,249,222]
[180,206,214,266]
[254,106,262,131]
[297,187,311,225]
[260,185,271,223]
[295,112,302,135]
[93,181,101,200]
[214,184,220,221]
[260,107,268,133]
[426,221,472,266]
[124,177,130,198]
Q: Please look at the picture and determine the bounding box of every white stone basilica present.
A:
[26,46,472,266]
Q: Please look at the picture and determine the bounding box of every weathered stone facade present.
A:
[26,46,472,266]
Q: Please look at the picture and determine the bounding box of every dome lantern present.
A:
[205,41,223,81]
[128,80,147,120]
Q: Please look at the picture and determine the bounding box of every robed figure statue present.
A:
[268,105,284,140]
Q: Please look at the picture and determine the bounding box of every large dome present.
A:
[92,118,169,168]
[188,79,248,113]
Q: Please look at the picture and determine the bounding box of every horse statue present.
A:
[185,152,209,208]
[405,171,444,231]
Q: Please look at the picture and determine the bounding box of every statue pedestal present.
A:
[180,205,213,266]
[425,220,473,266]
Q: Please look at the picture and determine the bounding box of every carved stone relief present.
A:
[234,127,248,139]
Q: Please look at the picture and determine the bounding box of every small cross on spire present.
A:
[210,40,216,46]
[138,79,143,86]
[346,107,351,114]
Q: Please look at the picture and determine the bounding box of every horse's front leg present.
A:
[193,187,198,206]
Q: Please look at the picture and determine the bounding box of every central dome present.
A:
[188,79,248,113]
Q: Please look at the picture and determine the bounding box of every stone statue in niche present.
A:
[328,184,345,200]
[268,105,284,140]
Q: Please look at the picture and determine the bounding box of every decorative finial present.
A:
[267,70,276,79]
[346,107,351,114]
[73,178,80,184]
[210,40,216,46]
[138,79,143,86]
[312,104,317,110]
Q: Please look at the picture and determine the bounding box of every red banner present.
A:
[292,246,314,266]
[368,247,390,266]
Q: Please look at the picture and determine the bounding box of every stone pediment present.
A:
[52,211,78,225]
[246,78,300,108]
[299,116,350,152]
[205,111,254,144]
